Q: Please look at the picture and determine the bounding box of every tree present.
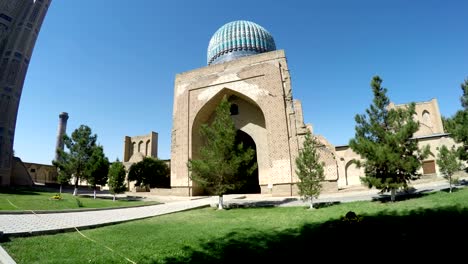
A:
[52,166,71,194]
[295,130,325,209]
[108,159,127,201]
[127,157,170,189]
[437,145,462,193]
[188,95,257,210]
[53,125,98,196]
[444,78,468,166]
[349,76,430,202]
[85,145,109,199]
[53,145,72,194]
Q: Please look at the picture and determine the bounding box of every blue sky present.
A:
[14,0,468,165]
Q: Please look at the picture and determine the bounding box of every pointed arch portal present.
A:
[191,89,265,195]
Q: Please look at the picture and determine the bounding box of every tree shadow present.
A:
[225,198,300,208]
[0,187,41,196]
[312,201,341,209]
[153,206,468,263]
[371,188,436,203]
[456,179,468,186]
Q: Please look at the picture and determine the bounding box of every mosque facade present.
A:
[169,20,464,196]
[0,13,463,192]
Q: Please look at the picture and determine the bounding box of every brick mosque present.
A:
[0,4,463,196]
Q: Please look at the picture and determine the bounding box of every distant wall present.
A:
[23,162,58,184]
[11,157,33,186]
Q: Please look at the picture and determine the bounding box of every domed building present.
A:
[206,20,276,65]
[170,20,339,196]
[168,20,464,197]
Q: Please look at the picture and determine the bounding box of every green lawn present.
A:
[2,187,468,263]
[0,187,159,211]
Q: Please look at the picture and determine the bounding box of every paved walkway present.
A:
[0,197,214,237]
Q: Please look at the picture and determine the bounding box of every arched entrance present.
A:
[191,89,266,196]
[227,130,260,194]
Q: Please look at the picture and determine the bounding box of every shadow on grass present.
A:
[225,199,340,209]
[371,189,433,203]
[0,187,41,196]
[76,194,146,202]
[225,198,299,208]
[155,206,468,263]
[372,185,467,203]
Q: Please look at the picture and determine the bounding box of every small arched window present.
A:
[138,141,143,153]
[145,140,151,156]
[422,110,431,127]
[132,142,136,155]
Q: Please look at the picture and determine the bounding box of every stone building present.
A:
[334,98,462,190]
[0,0,52,186]
[22,161,57,184]
[169,20,464,197]
[122,131,159,190]
[171,21,316,196]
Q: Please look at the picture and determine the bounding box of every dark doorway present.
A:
[227,130,260,194]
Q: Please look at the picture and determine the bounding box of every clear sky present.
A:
[13,0,468,165]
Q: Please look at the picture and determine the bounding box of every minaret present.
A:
[0,0,53,185]
[54,112,68,161]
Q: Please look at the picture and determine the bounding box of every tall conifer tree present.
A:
[188,95,256,209]
[295,130,325,209]
[437,145,462,193]
[349,76,430,202]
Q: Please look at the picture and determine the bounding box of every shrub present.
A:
[51,194,62,200]
[341,211,363,224]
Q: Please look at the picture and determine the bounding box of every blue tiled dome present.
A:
[207,20,276,65]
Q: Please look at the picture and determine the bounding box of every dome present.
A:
[207,20,276,65]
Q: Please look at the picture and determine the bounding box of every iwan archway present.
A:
[170,21,311,197]
[190,89,266,196]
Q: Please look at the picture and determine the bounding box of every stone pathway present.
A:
[0,197,214,236]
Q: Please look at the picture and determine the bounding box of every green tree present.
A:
[56,171,69,194]
[349,76,430,202]
[128,157,170,190]
[295,130,325,209]
[85,145,109,199]
[437,145,462,193]
[444,78,468,166]
[53,143,71,195]
[188,95,257,210]
[52,125,98,196]
[108,159,127,201]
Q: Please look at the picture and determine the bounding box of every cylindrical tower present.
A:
[54,112,68,161]
[0,0,53,185]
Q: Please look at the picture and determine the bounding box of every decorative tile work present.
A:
[207,20,276,65]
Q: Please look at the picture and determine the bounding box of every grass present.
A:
[0,187,159,211]
[2,187,468,263]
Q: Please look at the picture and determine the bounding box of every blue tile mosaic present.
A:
[207,20,276,65]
